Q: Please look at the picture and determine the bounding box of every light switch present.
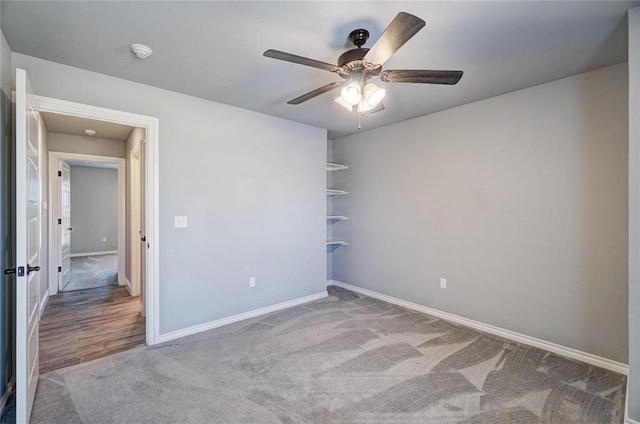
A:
[175,216,188,228]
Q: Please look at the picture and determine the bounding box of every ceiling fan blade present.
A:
[363,12,425,66]
[380,70,463,85]
[264,49,342,73]
[287,81,345,105]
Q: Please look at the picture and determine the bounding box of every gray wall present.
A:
[48,132,125,158]
[13,53,327,335]
[628,6,639,421]
[0,24,12,410]
[69,165,118,254]
[332,63,628,363]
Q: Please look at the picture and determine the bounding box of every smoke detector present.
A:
[130,43,153,60]
[83,129,97,136]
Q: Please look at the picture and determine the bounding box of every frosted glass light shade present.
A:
[340,82,362,105]
[334,96,354,111]
[364,83,386,107]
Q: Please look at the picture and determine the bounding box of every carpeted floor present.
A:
[61,254,118,292]
[29,286,626,423]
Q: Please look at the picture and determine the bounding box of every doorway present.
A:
[13,69,160,423]
[47,152,126,296]
[29,94,160,346]
[40,113,146,373]
[63,160,120,294]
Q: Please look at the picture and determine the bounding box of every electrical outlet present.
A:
[249,277,256,288]
[102,237,107,243]
[175,216,188,228]
[440,278,447,289]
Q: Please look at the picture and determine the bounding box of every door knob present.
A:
[27,264,40,275]
[4,268,16,275]
[67,227,73,231]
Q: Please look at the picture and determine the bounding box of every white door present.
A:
[16,68,41,424]
[59,161,71,291]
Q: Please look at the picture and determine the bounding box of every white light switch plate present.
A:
[175,216,188,228]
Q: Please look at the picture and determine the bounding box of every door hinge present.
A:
[58,170,62,177]
[17,266,25,277]
[58,266,62,273]
[58,218,62,225]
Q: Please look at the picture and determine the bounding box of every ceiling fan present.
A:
[263,12,463,114]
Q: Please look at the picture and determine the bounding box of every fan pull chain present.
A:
[358,112,362,130]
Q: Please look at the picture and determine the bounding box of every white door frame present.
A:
[130,143,142,297]
[48,152,126,293]
[32,94,160,345]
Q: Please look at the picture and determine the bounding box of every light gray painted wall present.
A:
[0,25,13,410]
[332,63,628,363]
[69,165,118,254]
[48,132,125,158]
[13,53,327,334]
[628,6,639,421]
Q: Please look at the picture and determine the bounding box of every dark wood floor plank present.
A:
[39,285,146,374]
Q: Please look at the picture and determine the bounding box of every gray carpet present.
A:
[29,286,626,423]
[61,254,118,292]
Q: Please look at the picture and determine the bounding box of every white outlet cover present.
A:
[175,216,188,228]
[440,278,447,288]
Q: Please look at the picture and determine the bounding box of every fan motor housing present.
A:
[337,48,382,77]
[338,48,368,68]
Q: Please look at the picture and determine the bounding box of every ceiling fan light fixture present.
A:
[340,81,362,106]
[334,96,354,111]
[364,83,386,107]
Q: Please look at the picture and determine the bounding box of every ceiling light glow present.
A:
[340,82,362,106]
[364,83,386,107]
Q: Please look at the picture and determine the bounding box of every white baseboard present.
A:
[123,277,132,294]
[329,280,629,375]
[39,289,50,318]
[70,250,117,258]
[0,377,15,418]
[157,291,328,344]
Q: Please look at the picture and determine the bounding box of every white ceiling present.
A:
[40,111,134,141]
[3,1,638,138]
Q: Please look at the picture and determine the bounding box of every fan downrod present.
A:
[348,29,369,48]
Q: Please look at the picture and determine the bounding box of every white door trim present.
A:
[33,94,160,346]
[48,152,126,293]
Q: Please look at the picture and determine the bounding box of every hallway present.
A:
[39,285,145,374]
[61,254,118,292]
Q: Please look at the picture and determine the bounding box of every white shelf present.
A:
[327,162,348,171]
[327,189,348,196]
[327,215,349,221]
[327,240,349,246]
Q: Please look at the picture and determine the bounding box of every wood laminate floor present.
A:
[39,285,145,374]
